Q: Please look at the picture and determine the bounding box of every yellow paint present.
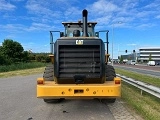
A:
[49,54,54,64]
[105,54,110,63]
[37,77,121,99]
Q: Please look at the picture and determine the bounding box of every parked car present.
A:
[156,62,160,65]
[147,61,155,66]
[126,60,136,65]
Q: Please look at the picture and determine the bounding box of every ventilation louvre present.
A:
[58,45,101,78]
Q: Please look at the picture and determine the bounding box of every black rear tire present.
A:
[106,98,116,103]
[105,65,116,103]
[43,98,65,103]
[43,64,54,81]
[100,98,116,103]
[106,65,116,81]
[43,65,64,103]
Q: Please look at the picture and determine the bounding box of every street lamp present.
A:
[111,22,122,66]
[112,24,114,66]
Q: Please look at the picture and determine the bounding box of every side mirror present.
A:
[95,32,99,37]
[60,32,64,37]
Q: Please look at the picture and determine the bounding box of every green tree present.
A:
[28,54,36,61]
[0,45,8,65]
[120,56,123,62]
[22,51,29,62]
[35,55,44,62]
[2,39,24,63]
[0,52,6,65]
[0,46,3,54]
[43,55,50,63]
[149,53,152,61]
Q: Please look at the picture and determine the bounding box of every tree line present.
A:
[0,39,50,65]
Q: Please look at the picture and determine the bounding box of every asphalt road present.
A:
[114,64,160,78]
[0,74,140,120]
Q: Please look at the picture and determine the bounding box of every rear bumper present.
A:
[37,78,121,99]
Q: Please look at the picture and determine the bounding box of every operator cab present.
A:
[62,22,97,37]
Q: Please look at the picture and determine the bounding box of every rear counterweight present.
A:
[54,38,105,84]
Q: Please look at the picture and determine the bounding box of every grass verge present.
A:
[115,68,160,87]
[0,67,45,78]
[122,82,160,120]
[0,62,46,72]
[116,68,160,120]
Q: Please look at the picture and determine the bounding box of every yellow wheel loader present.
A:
[37,9,121,103]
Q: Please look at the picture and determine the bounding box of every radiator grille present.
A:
[59,45,101,78]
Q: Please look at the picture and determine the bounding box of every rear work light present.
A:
[37,78,44,85]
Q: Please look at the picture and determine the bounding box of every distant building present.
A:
[139,47,160,62]
[119,47,160,63]
[120,53,139,61]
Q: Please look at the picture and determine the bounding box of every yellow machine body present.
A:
[37,9,121,101]
[37,77,121,99]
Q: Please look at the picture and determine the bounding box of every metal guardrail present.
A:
[116,74,160,99]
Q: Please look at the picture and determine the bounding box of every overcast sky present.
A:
[0,0,160,58]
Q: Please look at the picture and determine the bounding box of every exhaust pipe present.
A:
[82,9,88,37]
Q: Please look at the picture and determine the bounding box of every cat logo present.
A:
[76,40,83,45]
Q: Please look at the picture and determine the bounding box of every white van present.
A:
[147,61,155,66]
